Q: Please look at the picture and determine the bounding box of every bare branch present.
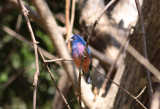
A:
[16,0,39,109]
[43,58,72,63]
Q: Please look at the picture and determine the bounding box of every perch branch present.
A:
[42,58,72,63]
[78,1,116,108]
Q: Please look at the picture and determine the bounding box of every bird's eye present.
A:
[72,37,77,40]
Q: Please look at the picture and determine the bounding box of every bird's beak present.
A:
[69,38,73,42]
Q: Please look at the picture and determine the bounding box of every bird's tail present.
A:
[84,73,92,84]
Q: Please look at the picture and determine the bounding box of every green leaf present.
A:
[0,72,8,82]
[11,54,21,69]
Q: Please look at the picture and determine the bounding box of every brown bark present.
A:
[113,0,160,109]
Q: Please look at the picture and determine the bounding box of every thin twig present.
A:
[43,58,73,63]
[135,0,153,105]
[69,0,75,37]
[0,24,57,61]
[135,86,146,99]
[65,0,70,39]
[62,95,79,109]
[92,66,147,109]
[84,0,116,51]
[16,1,39,109]
[78,69,82,109]
[38,49,71,109]
[93,29,130,109]
[66,0,76,43]
[80,0,116,76]
[15,13,22,32]
[78,1,116,108]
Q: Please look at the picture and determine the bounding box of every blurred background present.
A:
[0,0,160,109]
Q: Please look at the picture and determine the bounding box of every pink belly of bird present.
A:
[73,52,90,74]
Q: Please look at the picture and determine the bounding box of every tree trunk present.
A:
[113,0,160,109]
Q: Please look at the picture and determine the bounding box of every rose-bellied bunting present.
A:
[70,35,92,84]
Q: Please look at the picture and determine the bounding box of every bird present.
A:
[70,34,92,84]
